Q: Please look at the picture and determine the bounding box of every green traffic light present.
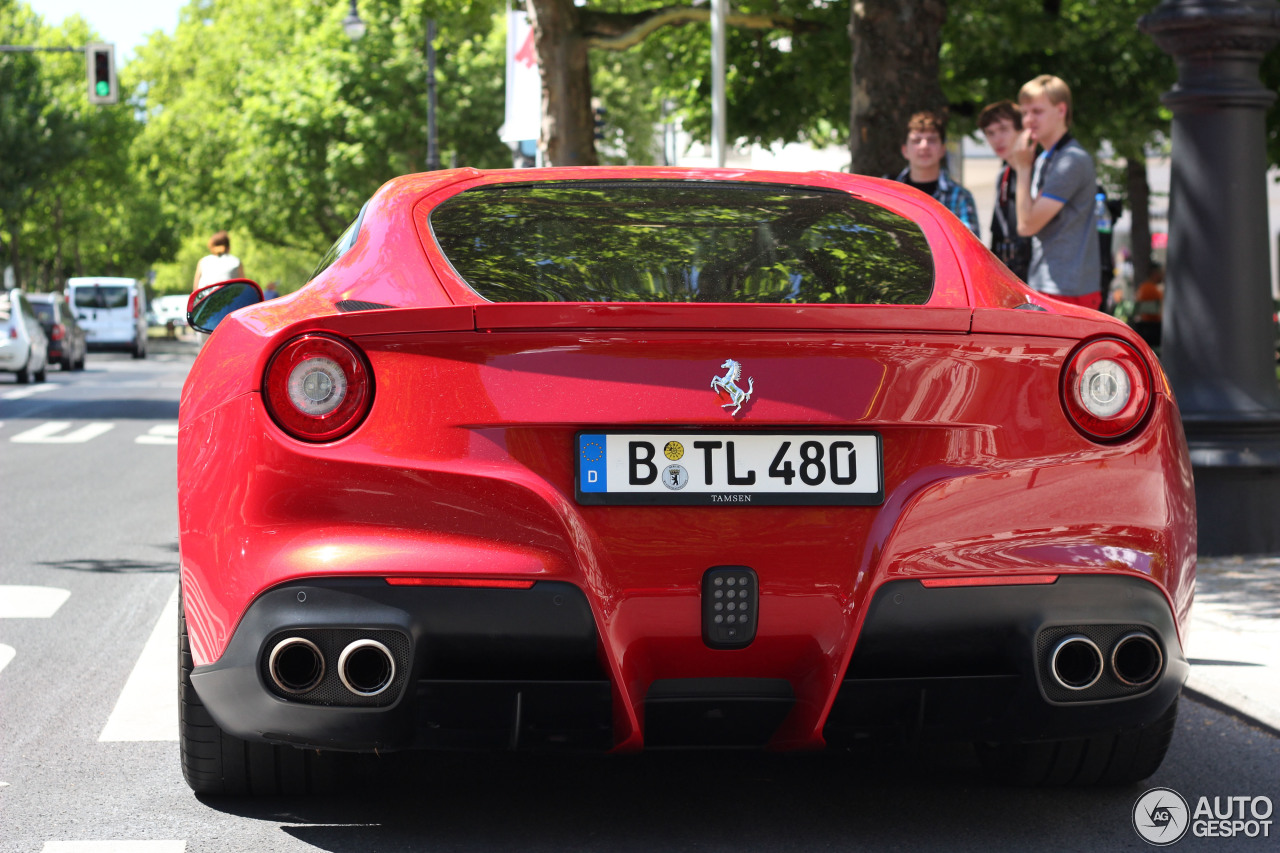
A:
[96,81,110,97]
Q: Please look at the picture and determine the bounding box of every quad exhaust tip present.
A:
[268,637,325,694]
[338,638,397,697]
[1111,631,1163,687]
[1050,635,1104,691]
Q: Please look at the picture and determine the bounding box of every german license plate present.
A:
[575,432,883,506]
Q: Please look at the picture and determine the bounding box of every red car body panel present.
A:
[178,167,1195,755]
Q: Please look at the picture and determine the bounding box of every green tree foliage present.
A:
[1,2,172,289]
[131,0,510,260]
[634,0,847,156]
[943,0,1174,162]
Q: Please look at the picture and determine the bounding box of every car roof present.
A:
[67,277,138,286]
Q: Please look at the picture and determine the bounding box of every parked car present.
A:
[178,168,1195,796]
[27,292,87,371]
[0,289,49,383]
[68,276,147,358]
[150,294,190,331]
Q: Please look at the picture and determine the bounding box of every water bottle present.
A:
[1095,192,1113,234]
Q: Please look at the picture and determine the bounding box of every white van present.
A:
[68,277,148,358]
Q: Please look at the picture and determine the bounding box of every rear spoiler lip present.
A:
[287,302,1133,343]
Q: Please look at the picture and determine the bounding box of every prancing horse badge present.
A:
[710,359,754,416]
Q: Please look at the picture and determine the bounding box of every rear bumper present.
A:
[824,575,1187,744]
[191,574,1187,753]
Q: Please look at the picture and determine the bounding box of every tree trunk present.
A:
[1126,156,1153,286]
[849,0,948,178]
[527,0,598,167]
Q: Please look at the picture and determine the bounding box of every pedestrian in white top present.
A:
[193,231,245,291]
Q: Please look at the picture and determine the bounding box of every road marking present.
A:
[0,586,71,618]
[136,424,179,445]
[1,384,55,400]
[0,644,14,674]
[100,586,178,742]
[42,843,186,852]
[11,421,115,443]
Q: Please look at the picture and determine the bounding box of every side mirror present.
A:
[187,279,264,333]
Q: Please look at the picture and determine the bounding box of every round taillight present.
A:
[1061,337,1153,440]
[263,334,373,442]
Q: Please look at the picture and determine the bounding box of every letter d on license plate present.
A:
[575,431,883,506]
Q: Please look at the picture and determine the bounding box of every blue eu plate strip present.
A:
[578,433,607,492]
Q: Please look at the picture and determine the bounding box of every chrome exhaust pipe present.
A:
[1050,635,1104,690]
[338,639,396,697]
[1111,632,1163,687]
[268,637,325,694]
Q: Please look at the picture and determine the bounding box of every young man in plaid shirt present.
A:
[892,111,981,238]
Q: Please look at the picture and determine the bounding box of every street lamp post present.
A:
[1140,0,1280,555]
[342,2,439,173]
[342,0,366,40]
[426,18,440,171]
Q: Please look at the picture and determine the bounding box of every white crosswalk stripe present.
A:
[0,586,70,618]
[135,424,179,445]
[100,586,179,742]
[0,644,14,675]
[2,384,55,400]
[11,421,115,443]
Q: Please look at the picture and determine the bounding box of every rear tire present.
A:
[179,591,337,795]
[976,698,1179,786]
[34,360,46,382]
[61,356,73,371]
[16,363,30,383]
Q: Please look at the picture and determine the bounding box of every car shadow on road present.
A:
[185,698,1280,851]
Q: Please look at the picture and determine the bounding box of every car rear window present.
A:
[429,181,934,304]
[73,286,129,309]
[30,302,54,322]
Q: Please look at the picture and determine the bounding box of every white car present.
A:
[68,276,148,359]
[0,289,50,383]
[151,294,190,329]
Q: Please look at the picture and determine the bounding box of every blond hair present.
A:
[1019,74,1073,126]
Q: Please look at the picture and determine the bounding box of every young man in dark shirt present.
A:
[978,100,1032,280]
[892,111,981,238]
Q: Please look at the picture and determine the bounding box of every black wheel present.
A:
[34,360,47,382]
[976,698,1179,786]
[61,356,73,371]
[15,363,30,383]
[133,339,147,359]
[179,591,337,795]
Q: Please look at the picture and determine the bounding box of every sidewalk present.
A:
[1185,554,1280,734]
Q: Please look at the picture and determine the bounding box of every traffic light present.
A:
[86,43,117,105]
[593,106,607,141]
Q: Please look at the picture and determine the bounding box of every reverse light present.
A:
[263,333,373,442]
[1061,337,1153,440]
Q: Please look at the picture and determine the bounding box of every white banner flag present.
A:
[501,10,541,143]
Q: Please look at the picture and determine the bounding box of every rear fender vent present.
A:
[335,300,396,313]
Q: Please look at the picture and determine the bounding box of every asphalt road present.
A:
[1,345,1278,853]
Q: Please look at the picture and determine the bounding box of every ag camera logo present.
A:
[1133,788,1275,845]
[1133,787,1190,846]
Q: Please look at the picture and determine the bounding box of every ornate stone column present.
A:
[1140,0,1280,555]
